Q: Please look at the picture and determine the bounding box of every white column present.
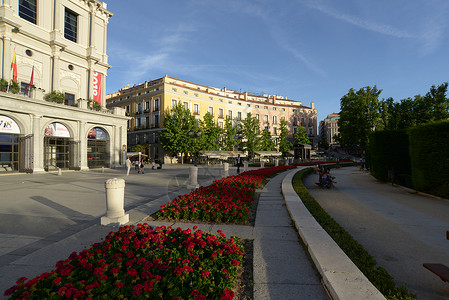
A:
[222,162,229,178]
[244,161,248,172]
[187,166,199,189]
[31,114,45,173]
[101,178,129,225]
[78,121,89,170]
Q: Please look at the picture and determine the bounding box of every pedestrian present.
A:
[140,159,145,174]
[135,160,139,171]
[237,154,242,174]
[152,160,155,170]
[125,157,131,176]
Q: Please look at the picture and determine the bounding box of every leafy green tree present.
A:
[278,119,292,154]
[8,80,19,94]
[131,144,147,154]
[159,103,196,163]
[0,78,9,92]
[318,140,329,150]
[259,128,275,151]
[221,116,237,151]
[293,126,310,145]
[199,112,221,151]
[338,86,382,151]
[240,113,260,159]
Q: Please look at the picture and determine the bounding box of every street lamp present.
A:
[189,129,202,167]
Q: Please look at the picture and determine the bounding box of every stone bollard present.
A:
[187,166,199,189]
[244,161,249,172]
[101,178,129,225]
[58,168,62,176]
[275,159,279,167]
[222,162,229,178]
[285,159,289,166]
[261,161,265,168]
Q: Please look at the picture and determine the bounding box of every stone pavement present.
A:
[0,164,387,299]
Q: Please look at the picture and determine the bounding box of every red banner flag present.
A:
[29,66,34,87]
[11,51,17,82]
[92,72,102,105]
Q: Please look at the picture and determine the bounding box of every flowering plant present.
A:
[5,224,242,299]
[157,166,295,223]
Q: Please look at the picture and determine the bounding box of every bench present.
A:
[423,231,449,283]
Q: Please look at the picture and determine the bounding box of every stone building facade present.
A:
[106,75,318,162]
[0,0,128,173]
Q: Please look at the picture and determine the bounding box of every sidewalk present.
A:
[0,165,377,299]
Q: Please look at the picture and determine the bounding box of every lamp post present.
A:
[189,129,202,167]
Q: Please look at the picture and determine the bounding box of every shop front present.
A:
[87,127,110,168]
[43,122,72,171]
[0,115,20,172]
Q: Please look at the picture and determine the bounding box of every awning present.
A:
[199,151,247,158]
[254,151,282,157]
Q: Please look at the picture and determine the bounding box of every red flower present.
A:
[115,282,124,289]
[232,259,240,266]
[220,288,235,300]
[52,277,62,285]
[201,270,210,277]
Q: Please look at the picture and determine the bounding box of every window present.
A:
[154,99,159,111]
[20,82,31,96]
[218,108,224,118]
[255,105,259,108]
[64,93,75,106]
[172,99,177,108]
[247,104,251,107]
[146,116,150,127]
[193,104,199,114]
[19,0,37,24]
[218,122,223,129]
[137,118,141,128]
[237,112,242,121]
[264,115,268,124]
[145,101,150,110]
[264,106,268,109]
[273,127,278,135]
[228,110,232,119]
[255,114,259,119]
[154,115,159,127]
[137,103,141,113]
[183,102,189,110]
[184,91,188,95]
[208,107,214,116]
[172,88,177,92]
[64,9,78,43]
[273,116,277,125]
[273,107,276,111]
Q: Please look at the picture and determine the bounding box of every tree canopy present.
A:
[240,113,260,158]
[278,119,292,154]
[338,86,382,151]
[293,126,310,145]
[159,103,196,163]
[259,128,275,151]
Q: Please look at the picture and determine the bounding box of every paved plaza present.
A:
[0,165,329,299]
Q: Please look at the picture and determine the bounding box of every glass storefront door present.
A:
[87,127,109,168]
[0,134,19,172]
[44,137,70,170]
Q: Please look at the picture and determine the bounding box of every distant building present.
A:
[319,113,340,147]
[106,75,318,162]
[0,0,128,173]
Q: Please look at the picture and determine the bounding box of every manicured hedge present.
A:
[367,130,412,187]
[409,121,449,198]
[292,168,415,300]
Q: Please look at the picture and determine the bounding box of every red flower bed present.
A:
[4,224,243,299]
[157,165,295,223]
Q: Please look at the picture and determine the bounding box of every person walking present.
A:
[237,154,242,174]
[151,160,155,170]
[135,160,139,171]
[139,159,145,174]
[125,157,131,176]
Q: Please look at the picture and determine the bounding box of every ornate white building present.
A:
[0,0,128,173]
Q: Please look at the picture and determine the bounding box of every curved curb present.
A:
[282,167,386,300]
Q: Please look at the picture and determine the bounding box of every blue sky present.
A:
[104,0,449,122]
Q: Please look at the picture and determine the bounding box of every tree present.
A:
[338,86,382,151]
[131,144,147,154]
[240,113,260,159]
[293,126,310,145]
[278,119,292,154]
[259,128,275,151]
[199,112,221,151]
[318,140,329,150]
[159,103,196,163]
[221,116,237,151]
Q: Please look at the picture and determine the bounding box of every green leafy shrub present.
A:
[44,90,65,104]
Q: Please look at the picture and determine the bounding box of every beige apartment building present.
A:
[106,75,318,163]
[0,0,128,173]
[319,113,340,147]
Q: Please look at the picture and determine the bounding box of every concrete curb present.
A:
[282,167,386,300]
